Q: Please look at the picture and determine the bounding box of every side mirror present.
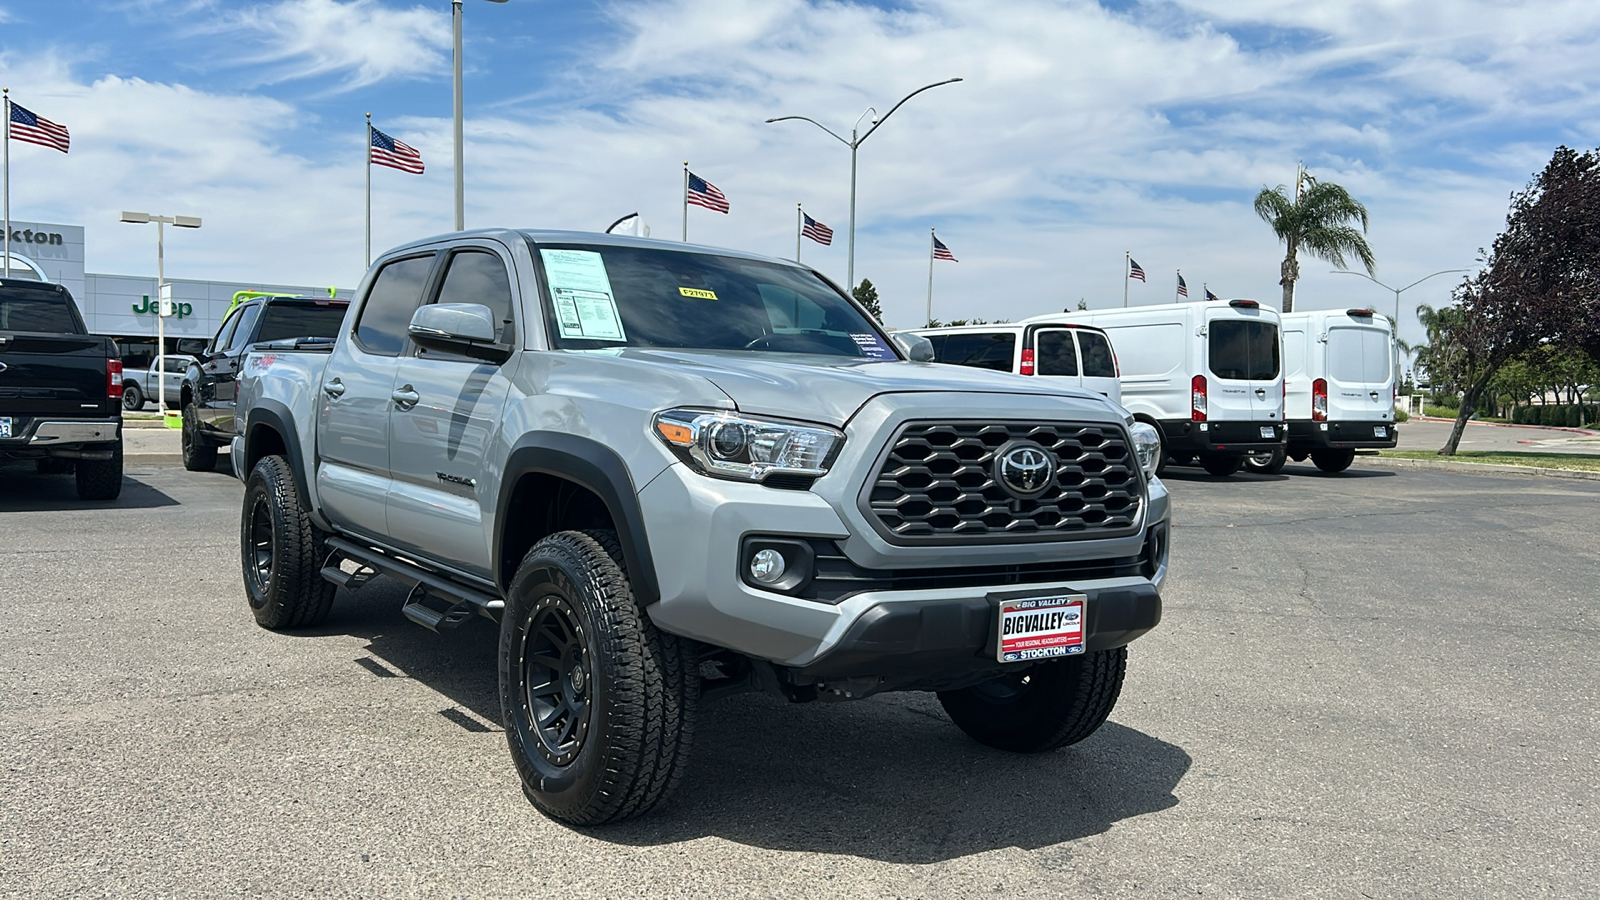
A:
[408,303,512,363]
[176,338,208,357]
[890,332,935,362]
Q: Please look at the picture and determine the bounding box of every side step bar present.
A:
[323,536,504,632]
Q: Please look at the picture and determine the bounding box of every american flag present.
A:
[686,172,729,213]
[1204,287,1220,302]
[8,101,70,153]
[370,126,424,174]
[1177,273,1188,297]
[1128,257,1145,282]
[933,235,957,261]
[801,212,833,246]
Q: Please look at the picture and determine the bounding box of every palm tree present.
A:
[1253,168,1377,313]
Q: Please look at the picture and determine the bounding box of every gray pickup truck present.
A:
[234,230,1170,824]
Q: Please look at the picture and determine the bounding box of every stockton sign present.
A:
[132,294,193,319]
[7,228,65,245]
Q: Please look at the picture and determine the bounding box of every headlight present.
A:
[652,409,844,483]
[1129,422,1161,480]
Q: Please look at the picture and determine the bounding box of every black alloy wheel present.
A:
[122,382,143,410]
[245,492,276,601]
[240,455,336,629]
[182,402,219,471]
[520,595,592,767]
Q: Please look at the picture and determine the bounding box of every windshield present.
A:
[0,287,82,333]
[534,243,896,359]
[1208,319,1280,381]
[255,301,349,343]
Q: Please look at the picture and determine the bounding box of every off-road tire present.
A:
[241,455,336,629]
[1201,453,1242,477]
[122,382,143,410]
[182,403,219,472]
[74,442,123,501]
[1244,446,1287,474]
[1311,449,1356,473]
[501,529,698,826]
[939,647,1127,752]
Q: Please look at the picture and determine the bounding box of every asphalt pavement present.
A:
[1,462,1595,898]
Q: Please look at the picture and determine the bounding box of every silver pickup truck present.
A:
[234,229,1170,825]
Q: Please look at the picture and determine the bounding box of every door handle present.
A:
[1255,388,1267,397]
[322,379,345,398]
[391,385,420,410]
[1370,391,1381,400]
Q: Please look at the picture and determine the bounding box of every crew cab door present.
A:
[316,252,437,536]
[196,303,259,430]
[384,245,517,579]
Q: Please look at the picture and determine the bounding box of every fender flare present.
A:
[494,433,660,605]
[244,400,313,513]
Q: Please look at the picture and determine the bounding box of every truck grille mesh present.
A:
[865,421,1142,542]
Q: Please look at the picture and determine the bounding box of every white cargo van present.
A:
[1024,300,1285,476]
[909,322,1123,404]
[1246,308,1398,474]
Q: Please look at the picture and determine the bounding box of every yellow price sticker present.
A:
[678,287,718,300]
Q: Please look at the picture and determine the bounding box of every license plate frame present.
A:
[1259,426,1276,439]
[993,594,1087,663]
[1374,426,1388,438]
[0,416,10,439]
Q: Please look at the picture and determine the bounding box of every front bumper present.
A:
[1287,420,1398,450]
[638,459,1169,670]
[1163,419,1285,454]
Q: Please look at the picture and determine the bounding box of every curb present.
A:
[1353,455,1600,482]
[1411,415,1599,437]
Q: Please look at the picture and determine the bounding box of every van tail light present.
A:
[1312,378,1328,422]
[107,359,124,399]
[1191,374,1207,422]
[1112,347,1121,378]
[1020,348,1035,376]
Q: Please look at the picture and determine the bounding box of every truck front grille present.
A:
[863,421,1142,543]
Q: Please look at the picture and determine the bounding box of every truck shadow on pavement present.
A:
[310,582,1191,864]
[0,466,180,511]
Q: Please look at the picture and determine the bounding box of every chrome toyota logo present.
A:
[995,441,1056,498]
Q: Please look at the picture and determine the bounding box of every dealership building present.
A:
[4,219,352,368]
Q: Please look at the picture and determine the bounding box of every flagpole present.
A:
[1123,250,1129,308]
[926,228,935,326]
[1176,268,1181,303]
[796,204,802,262]
[681,162,688,242]
[364,113,371,269]
[3,89,10,278]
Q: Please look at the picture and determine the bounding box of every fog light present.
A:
[750,548,786,584]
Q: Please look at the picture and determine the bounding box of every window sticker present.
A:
[678,287,718,300]
[540,249,626,341]
[850,332,896,360]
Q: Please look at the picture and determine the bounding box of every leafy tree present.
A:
[852,279,882,322]
[1430,146,1600,453]
[1077,299,1088,310]
[1253,168,1377,313]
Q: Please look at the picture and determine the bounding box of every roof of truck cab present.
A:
[375,228,810,270]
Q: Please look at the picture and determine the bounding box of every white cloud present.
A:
[218,0,449,90]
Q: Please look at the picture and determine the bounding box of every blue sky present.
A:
[3,0,1600,342]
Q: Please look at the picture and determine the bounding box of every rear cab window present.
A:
[255,300,350,344]
[1208,319,1279,380]
[1327,326,1391,384]
[0,287,82,333]
[929,331,1016,372]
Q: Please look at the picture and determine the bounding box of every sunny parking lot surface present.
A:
[1,461,1595,898]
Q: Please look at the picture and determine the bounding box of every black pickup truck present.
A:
[177,293,348,471]
[0,279,124,500]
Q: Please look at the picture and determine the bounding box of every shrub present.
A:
[1393,408,1410,423]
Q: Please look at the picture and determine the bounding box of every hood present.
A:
[609,348,1107,426]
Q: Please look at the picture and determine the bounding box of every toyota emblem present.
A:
[995,441,1056,498]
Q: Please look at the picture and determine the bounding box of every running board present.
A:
[324,536,504,629]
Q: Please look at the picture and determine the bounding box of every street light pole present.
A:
[766,77,962,293]
[452,0,508,232]
[1331,267,1470,387]
[120,211,202,411]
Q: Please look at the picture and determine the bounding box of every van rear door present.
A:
[1205,308,1279,432]
[1074,328,1121,404]
[1324,319,1393,423]
[1030,326,1079,384]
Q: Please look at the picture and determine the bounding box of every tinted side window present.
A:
[1209,320,1280,380]
[356,255,436,356]
[223,304,263,352]
[932,332,1015,372]
[211,309,242,352]
[435,250,515,344]
[1078,331,1117,377]
[1034,330,1078,376]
